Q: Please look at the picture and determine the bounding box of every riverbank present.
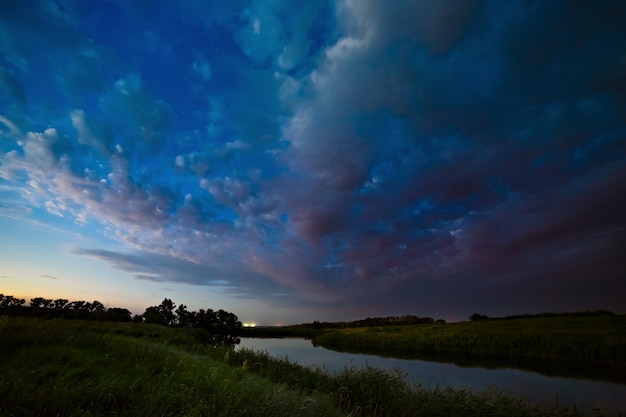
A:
[0,316,340,417]
[242,312,626,382]
[1,316,611,416]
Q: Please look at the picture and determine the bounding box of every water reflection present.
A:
[238,337,626,414]
[316,343,626,384]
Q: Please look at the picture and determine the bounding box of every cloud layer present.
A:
[1,0,625,320]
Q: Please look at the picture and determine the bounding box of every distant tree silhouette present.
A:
[142,306,166,325]
[2,293,242,345]
[175,304,191,327]
[469,313,489,321]
[142,298,177,326]
[88,301,106,314]
[66,300,86,310]
[30,297,53,309]
[189,307,241,344]
[290,315,436,330]
[159,298,176,326]
[0,295,25,315]
[105,307,132,322]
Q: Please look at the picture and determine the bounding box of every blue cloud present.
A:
[1,0,625,320]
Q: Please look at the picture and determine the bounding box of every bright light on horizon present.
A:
[243,322,257,327]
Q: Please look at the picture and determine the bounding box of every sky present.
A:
[1,0,625,325]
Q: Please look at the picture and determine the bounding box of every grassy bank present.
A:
[0,316,618,416]
[0,316,340,417]
[310,313,626,382]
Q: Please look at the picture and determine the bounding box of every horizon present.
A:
[2,291,616,327]
[1,1,625,326]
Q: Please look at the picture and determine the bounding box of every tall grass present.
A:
[1,316,622,417]
[0,317,340,417]
[226,347,605,417]
[310,314,626,381]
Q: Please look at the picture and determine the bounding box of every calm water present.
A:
[237,337,626,414]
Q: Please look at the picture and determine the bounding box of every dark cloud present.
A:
[71,247,304,304]
[1,0,625,321]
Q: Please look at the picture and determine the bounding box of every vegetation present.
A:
[468,310,616,322]
[226,347,590,417]
[140,298,242,344]
[2,296,624,415]
[239,311,626,382]
[1,316,606,417]
[240,315,439,338]
[310,312,626,383]
[0,316,339,417]
[0,294,242,344]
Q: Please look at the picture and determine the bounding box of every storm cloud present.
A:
[1,0,625,321]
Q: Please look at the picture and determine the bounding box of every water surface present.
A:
[238,337,626,414]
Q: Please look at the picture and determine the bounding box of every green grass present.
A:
[310,314,626,382]
[0,316,340,417]
[226,347,605,417]
[1,316,622,416]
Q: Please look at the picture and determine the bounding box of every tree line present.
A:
[0,294,133,321]
[308,315,440,329]
[0,294,241,344]
[468,310,615,321]
[140,298,242,344]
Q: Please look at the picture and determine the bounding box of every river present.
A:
[237,337,626,414]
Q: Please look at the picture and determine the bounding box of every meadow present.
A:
[308,313,626,382]
[239,312,626,383]
[0,315,613,416]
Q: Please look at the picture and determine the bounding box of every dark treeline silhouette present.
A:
[469,310,615,322]
[140,298,242,344]
[308,315,438,329]
[240,315,442,338]
[0,294,131,321]
[0,294,241,344]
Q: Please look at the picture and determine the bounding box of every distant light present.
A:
[243,322,256,327]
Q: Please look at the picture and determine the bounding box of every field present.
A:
[1,315,616,416]
[239,313,626,382]
[295,313,626,382]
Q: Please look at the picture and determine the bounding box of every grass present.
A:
[1,316,623,416]
[0,316,340,417]
[309,314,626,382]
[226,347,606,417]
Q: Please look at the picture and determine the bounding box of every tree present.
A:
[105,307,132,322]
[65,300,87,311]
[63,300,90,319]
[31,297,53,309]
[469,313,488,321]
[207,309,242,343]
[142,306,165,325]
[175,304,191,327]
[88,301,106,313]
[1,295,24,308]
[137,298,240,344]
[159,298,176,326]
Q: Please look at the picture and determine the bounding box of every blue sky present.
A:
[1,0,625,325]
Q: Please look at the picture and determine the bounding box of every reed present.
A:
[310,314,626,381]
[0,317,340,417]
[2,316,621,416]
[226,347,601,417]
